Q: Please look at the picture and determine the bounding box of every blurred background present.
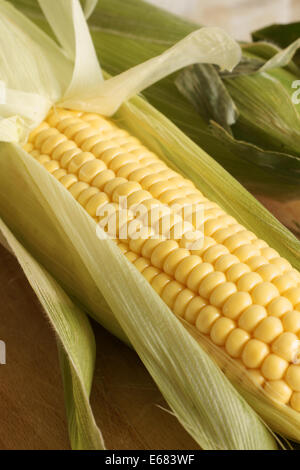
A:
[147,0,300,40]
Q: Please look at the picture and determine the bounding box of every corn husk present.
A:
[15,0,300,233]
[0,139,280,450]
[252,22,300,64]
[0,218,105,450]
[1,0,299,449]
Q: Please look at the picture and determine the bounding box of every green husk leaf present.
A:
[9,0,294,199]
[175,65,300,183]
[221,41,300,78]
[176,64,238,133]
[9,0,300,201]
[219,56,265,78]
[253,23,300,61]
[228,38,300,75]
[2,0,241,130]
[176,43,300,161]
[259,38,300,73]
[92,0,300,198]
[239,42,300,77]
[81,0,97,20]
[224,72,300,157]
[219,41,296,80]
[0,143,277,450]
[210,121,300,180]
[0,218,104,450]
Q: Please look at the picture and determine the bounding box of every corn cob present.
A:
[24,108,300,413]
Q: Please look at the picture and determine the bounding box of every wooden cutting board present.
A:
[0,244,199,450]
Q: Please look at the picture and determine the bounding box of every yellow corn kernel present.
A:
[198,272,226,299]
[151,273,172,296]
[161,281,184,309]
[261,354,288,381]
[163,248,190,276]
[285,365,300,392]
[195,305,220,334]
[291,392,300,411]
[209,282,237,308]
[285,287,300,306]
[237,272,263,292]
[264,380,292,404]
[253,317,283,343]
[52,140,77,160]
[184,296,207,324]
[142,266,160,283]
[202,244,229,264]
[210,317,236,346]
[60,174,78,189]
[69,182,89,199]
[256,264,281,282]
[77,187,99,207]
[86,193,109,218]
[52,169,67,180]
[242,339,269,369]
[78,159,107,183]
[43,160,60,173]
[252,282,279,307]
[224,231,255,252]
[226,263,251,282]
[267,297,293,318]
[222,292,252,320]
[247,369,265,387]
[173,289,195,318]
[92,169,115,190]
[125,251,139,263]
[273,273,298,294]
[238,305,267,332]
[272,332,299,362]
[25,109,300,414]
[225,328,250,358]
[68,152,95,174]
[282,311,300,333]
[134,257,150,272]
[214,254,239,272]
[247,256,269,271]
[37,154,51,164]
[185,262,213,292]
[150,240,178,270]
[61,148,81,169]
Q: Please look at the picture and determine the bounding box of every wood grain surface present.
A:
[0,244,199,450]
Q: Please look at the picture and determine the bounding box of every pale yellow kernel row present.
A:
[24,108,300,411]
